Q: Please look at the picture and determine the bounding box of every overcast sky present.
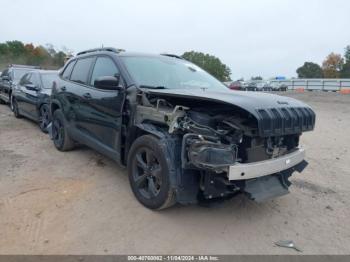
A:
[1,0,349,79]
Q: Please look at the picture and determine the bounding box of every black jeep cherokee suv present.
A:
[50,47,315,210]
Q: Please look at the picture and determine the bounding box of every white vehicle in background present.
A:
[256,81,269,91]
[267,81,288,91]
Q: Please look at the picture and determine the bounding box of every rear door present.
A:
[14,73,30,114]
[56,59,77,123]
[64,56,95,135]
[24,72,41,119]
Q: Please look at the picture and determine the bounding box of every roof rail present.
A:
[160,53,183,59]
[77,47,125,56]
[9,64,41,69]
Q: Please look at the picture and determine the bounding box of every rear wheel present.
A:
[52,109,75,151]
[39,104,50,133]
[12,97,21,118]
[127,135,176,210]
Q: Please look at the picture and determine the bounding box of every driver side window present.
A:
[90,57,119,88]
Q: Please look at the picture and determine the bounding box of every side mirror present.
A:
[25,84,40,91]
[94,75,122,91]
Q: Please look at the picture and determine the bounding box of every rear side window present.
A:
[70,57,94,84]
[90,57,119,87]
[62,60,76,80]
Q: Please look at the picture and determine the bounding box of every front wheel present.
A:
[127,135,176,210]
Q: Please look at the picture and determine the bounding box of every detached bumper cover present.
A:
[229,147,305,180]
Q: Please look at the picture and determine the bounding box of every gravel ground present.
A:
[0,91,349,255]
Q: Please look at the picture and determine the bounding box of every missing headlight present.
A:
[182,134,237,172]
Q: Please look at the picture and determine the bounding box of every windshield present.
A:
[121,56,228,90]
[13,69,32,81]
[41,73,58,89]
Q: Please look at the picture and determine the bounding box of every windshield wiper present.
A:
[139,85,166,89]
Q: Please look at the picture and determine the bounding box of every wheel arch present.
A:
[125,122,200,205]
[123,122,168,165]
[50,100,61,116]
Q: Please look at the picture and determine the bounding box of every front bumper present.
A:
[229,147,305,180]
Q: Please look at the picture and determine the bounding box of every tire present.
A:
[51,109,75,151]
[38,104,50,133]
[127,135,176,210]
[12,97,21,118]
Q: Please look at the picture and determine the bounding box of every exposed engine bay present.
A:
[130,90,315,203]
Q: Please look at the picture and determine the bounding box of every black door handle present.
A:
[61,86,66,91]
[83,93,92,99]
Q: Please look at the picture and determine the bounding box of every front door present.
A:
[78,56,124,155]
[22,72,41,120]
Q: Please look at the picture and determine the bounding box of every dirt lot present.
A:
[0,91,349,255]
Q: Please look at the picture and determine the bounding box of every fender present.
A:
[134,123,199,204]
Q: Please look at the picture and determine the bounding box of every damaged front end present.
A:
[132,90,315,204]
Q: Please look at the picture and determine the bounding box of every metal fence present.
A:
[269,79,350,91]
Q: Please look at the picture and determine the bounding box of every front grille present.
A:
[256,107,315,137]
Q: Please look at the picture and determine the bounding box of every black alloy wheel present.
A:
[128,135,176,210]
[52,115,64,149]
[39,104,50,133]
[132,147,162,199]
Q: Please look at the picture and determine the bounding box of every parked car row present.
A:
[0,65,41,103]
[0,64,58,133]
[0,48,315,210]
[227,80,288,91]
[12,70,59,132]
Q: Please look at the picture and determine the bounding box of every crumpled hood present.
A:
[146,88,310,111]
[146,88,316,137]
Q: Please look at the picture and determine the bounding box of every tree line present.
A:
[0,41,232,82]
[6,40,350,81]
[0,40,71,71]
[296,45,350,78]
